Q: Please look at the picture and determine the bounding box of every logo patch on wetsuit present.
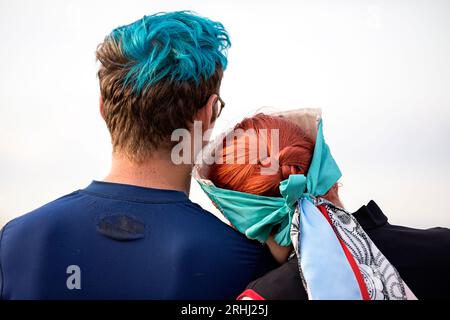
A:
[96,214,145,241]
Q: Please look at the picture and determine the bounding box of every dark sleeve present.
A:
[243,256,307,300]
[366,224,450,300]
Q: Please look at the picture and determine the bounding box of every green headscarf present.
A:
[196,120,342,246]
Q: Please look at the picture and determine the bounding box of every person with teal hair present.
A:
[0,11,279,300]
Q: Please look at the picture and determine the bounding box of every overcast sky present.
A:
[1,0,449,228]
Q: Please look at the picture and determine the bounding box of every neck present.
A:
[104,151,193,195]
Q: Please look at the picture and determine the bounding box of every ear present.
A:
[99,95,105,120]
[194,94,218,131]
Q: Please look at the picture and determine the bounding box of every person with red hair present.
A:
[210,113,341,202]
[208,113,342,263]
[196,111,450,300]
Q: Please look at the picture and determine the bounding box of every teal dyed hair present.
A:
[109,11,231,93]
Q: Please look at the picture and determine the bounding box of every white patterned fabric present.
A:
[290,197,417,300]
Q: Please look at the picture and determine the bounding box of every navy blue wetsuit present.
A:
[0,181,277,299]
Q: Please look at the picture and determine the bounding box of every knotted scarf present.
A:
[195,116,416,300]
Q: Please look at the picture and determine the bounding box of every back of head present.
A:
[96,11,231,162]
[209,113,315,197]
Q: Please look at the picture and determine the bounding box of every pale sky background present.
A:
[0,0,449,229]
